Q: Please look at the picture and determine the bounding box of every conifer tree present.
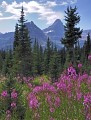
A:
[2,50,13,76]
[80,42,87,66]
[44,38,52,74]
[32,40,44,76]
[32,39,38,75]
[0,51,3,73]
[1,74,26,119]
[58,47,66,71]
[61,6,82,65]
[13,23,19,51]
[36,42,43,75]
[13,6,32,76]
[32,40,40,75]
[84,33,91,59]
[39,45,44,75]
[74,40,81,65]
[49,45,59,82]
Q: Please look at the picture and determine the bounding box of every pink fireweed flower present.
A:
[29,98,39,109]
[87,76,91,89]
[54,97,60,107]
[88,54,91,60]
[1,90,8,97]
[83,93,91,107]
[11,90,17,99]
[57,82,67,91]
[82,73,88,79]
[83,93,91,120]
[76,92,82,101]
[78,63,82,68]
[50,107,55,113]
[47,86,57,93]
[28,93,39,109]
[84,94,91,103]
[42,83,57,93]
[67,66,77,77]
[11,102,16,108]
[46,94,52,106]
[43,83,50,90]
[33,86,43,93]
[86,113,91,120]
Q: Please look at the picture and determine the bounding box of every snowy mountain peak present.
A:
[43,19,64,48]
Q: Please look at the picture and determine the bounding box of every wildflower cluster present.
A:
[1,89,18,119]
[28,83,60,119]
[67,65,77,78]
[1,61,91,119]
[27,63,91,119]
[83,93,91,120]
[1,90,8,97]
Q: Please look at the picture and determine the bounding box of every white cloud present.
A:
[0,15,18,20]
[57,0,77,5]
[0,1,64,24]
[66,0,77,4]
[0,0,77,23]
[1,1,22,17]
[39,11,64,25]
[67,0,77,4]
[2,1,7,7]
[33,0,77,4]
[37,0,77,6]
[0,12,3,16]
[45,1,57,7]
[60,1,68,5]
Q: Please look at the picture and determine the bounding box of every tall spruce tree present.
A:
[32,39,38,75]
[39,45,44,75]
[13,23,19,51]
[13,6,32,76]
[61,6,82,65]
[13,23,20,75]
[32,40,42,76]
[49,45,59,82]
[44,38,52,74]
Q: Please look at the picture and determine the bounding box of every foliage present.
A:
[0,59,91,119]
[0,75,26,120]
[84,33,91,59]
[61,6,82,64]
[44,38,52,74]
[13,6,32,76]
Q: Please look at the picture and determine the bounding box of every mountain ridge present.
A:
[0,19,91,49]
[43,19,64,48]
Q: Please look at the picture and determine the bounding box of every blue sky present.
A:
[0,0,91,33]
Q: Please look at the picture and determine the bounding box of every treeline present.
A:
[0,6,91,81]
[0,34,91,78]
